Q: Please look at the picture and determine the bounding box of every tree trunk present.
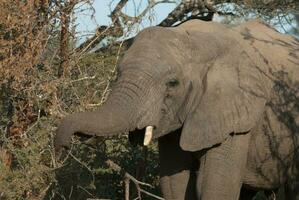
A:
[58,0,76,77]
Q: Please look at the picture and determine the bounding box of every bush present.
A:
[0,46,161,199]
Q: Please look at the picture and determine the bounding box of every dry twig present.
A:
[106,160,164,200]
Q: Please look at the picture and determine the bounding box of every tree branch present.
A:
[158,0,215,27]
[106,159,164,200]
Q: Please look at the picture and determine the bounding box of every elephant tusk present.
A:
[143,126,153,146]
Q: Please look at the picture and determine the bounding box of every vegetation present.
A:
[0,0,298,199]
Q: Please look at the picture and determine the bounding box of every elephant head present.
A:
[55,20,273,153]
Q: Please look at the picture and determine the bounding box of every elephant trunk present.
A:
[54,97,135,151]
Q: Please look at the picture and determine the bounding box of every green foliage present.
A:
[0,118,55,200]
[45,137,160,200]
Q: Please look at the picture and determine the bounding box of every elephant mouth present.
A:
[129,125,155,146]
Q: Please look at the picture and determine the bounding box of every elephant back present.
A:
[233,20,299,82]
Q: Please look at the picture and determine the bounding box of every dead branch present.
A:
[158,0,215,27]
[75,0,128,53]
[106,159,164,200]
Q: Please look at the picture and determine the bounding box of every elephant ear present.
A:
[180,51,271,151]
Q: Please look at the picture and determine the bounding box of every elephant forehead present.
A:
[135,26,180,42]
[129,39,183,57]
[119,43,185,72]
[129,27,187,56]
[118,56,177,75]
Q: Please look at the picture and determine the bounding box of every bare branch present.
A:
[139,188,165,200]
[106,159,164,200]
[125,177,130,200]
[158,0,214,27]
[75,0,128,53]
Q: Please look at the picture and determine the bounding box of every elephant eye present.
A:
[166,79,180,87]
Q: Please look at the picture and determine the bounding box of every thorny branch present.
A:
[106,160,165,200]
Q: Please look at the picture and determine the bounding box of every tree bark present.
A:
[58,0,76,77]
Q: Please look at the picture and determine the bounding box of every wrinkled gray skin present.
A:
[55,20,299,200]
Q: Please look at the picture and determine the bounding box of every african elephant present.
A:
[54,19,299,200]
